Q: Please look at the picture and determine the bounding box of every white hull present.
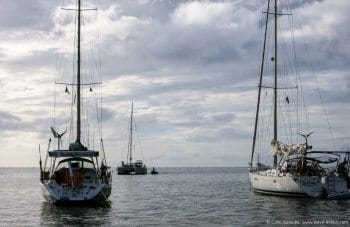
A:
[41,182,111,205]
[249,169,306,196]
[249,169,350,198]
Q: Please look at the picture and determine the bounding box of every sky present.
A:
[0,0,349,167]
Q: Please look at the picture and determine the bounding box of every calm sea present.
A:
[0,167,349,226]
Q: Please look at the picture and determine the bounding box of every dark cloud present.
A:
[0,1,56,30]
[0,111,22,130]
[212,113,236,123]
[101,107,116,121]
[187,126,249,143]
[279,0,325,11]
[5,49,58,72]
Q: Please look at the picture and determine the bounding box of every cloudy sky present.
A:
[0,0,349,167]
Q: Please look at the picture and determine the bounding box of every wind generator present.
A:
[50,127,67,150]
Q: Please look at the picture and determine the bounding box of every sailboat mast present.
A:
[273,0,278,167]
[129,102,134,164]
[251,0,271,166]
[76,0,82,144]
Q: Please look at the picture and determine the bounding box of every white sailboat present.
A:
[117,102,147,175]
[39,0,112,205]
[249,0,350,198]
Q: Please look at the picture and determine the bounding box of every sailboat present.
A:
[117,102,147,175]
[39,0,112,204]
[249,0,350,198]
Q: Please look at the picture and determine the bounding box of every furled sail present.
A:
[271,139,307,156]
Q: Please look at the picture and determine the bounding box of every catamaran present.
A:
[39,0,112,204]
[117,102,147,175]
[248,0,350,198]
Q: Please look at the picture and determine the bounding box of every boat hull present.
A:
[117,166,147,175]
[295,175,350,199]
[249,170,307,197]
[249,170,350,198]
[41,182,111,205]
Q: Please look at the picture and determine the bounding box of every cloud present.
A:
[0,1,56,30]
[172,1,233,27]
[0,0,349,167]
[186,126,249,143]
[0,111,22,130]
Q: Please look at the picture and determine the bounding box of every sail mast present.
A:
[273,0,278,167]
[76,0,82,144]
[251,0,271,166]
[128,102,134,164]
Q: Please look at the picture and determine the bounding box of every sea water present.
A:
[0,167,349,226]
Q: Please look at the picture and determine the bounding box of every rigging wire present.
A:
[133,114,146,162]
[288,2,309,144]
[279,13,295,145]
[69,0,79,144]
[289,1,337,150]
[286,2,301,143]
[303,43,337,151]
[53,1,77,149]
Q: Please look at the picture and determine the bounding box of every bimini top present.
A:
[48,150,99,157]
[57,157,94,165]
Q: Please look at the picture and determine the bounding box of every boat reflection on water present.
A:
[40,201,112,225]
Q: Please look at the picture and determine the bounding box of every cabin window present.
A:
[71,162,80,168]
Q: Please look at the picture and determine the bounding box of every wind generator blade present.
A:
[59,130,68,137]
[307,131,314,137]
[297,133,305,138]
[298,132,314,139]
[50,127,60,138]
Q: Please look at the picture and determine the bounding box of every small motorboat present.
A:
[151,167,158,175]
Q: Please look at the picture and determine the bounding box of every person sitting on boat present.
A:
[297,155,306,175]
[151,167,158,174]
[337,157,348,179]
[310,162,321,176]
[100,164,108,184]
[320,187,328,198]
